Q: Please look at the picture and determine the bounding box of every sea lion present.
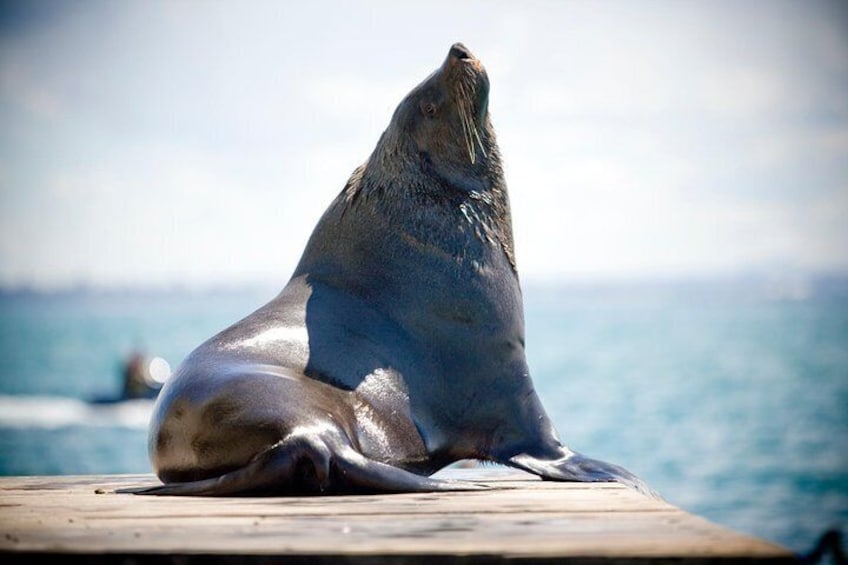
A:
[130,43,656,497]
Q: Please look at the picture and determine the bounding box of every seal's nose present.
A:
[449,42,474,61]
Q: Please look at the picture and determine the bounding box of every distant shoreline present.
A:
[1,272,847,301]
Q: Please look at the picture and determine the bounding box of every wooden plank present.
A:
[0,469,793,563]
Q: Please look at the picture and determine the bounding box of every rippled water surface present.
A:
[0,280,845,553]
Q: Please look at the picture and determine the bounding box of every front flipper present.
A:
[509,451,662,500]
[119,436,487,496]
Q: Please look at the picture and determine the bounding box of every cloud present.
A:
[1,1,847,287]
[0,60,62,120]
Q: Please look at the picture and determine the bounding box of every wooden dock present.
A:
[0,468,793,563]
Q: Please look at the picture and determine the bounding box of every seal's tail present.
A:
[509,452,663,500]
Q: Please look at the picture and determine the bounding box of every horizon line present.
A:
[2,269,847,296]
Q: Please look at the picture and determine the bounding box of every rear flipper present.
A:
[509,451,663,500]
[118,436,487,496]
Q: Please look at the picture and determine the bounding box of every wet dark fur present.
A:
[126,43,659,498]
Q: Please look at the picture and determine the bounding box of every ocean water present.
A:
[0,279,845,554]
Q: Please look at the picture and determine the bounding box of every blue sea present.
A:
[0,277,845,555]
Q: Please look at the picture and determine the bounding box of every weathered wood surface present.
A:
[0,468,793,563]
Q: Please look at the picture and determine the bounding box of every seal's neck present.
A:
[349,125,517,273]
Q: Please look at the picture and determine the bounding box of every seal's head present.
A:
[307,42,514,276]
[408,43,491,165]
[373,42,498,193]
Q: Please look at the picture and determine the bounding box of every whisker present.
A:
[457,82,477,164]
[456,77,488,164]
[457,82,477,165]
[472,120,487,159]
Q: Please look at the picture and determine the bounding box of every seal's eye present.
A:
[420,101,437,117]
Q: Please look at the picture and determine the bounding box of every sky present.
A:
[1,0,847,289]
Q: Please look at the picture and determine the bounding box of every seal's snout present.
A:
[445,42,485,77]
[449,42,474,61]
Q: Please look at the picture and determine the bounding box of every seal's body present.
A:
[136,43,655,496]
